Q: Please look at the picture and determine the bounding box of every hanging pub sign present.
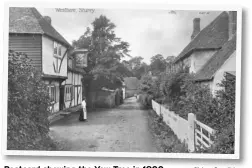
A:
[71,49,89,68]
[75,52,88,67]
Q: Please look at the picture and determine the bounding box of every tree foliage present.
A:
[138,66,236,153]
[72,15,131,82]
[8,50,55,150]
[177,74,236,153]
[150,54,167,75]
[122,56,149,79]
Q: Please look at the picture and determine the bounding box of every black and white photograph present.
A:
[3,4,242,159]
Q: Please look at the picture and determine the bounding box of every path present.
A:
[49,97,158,152]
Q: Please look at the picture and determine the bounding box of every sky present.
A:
[37,8,222,64]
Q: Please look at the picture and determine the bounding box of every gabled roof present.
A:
[194,35,236,81]
[174,12,229,63]
[9,7,71,47]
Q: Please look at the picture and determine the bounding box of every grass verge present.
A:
[147,109,189,153]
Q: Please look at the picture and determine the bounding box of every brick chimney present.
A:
[191,18,201,40]
[228,11,237,40]
[43,16,51,25]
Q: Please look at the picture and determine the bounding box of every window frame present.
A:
[65,85,73,102]
[48,85,57,104]
[53,41,62,58]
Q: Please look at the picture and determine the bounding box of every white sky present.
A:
[37,8,222,64]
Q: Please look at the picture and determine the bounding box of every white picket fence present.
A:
[151,100,215,152]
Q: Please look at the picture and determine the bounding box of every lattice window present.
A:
[48,85,57,103]
[65,85,73,101]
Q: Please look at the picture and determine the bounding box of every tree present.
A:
[123,56,149,79]
[165,55,176,64]
[72,15,132,83]
[134,62,149,79]
[150,54,167,75]
[72,27,92,49]
[128,56,144,70]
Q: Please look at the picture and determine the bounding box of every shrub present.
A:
[138,74,155,95]
[8,50,55,150]
[209,74,235,154]
[178,74,235,154]
[138,67,235,154]
[177,76,219,121]
[158,71,191,111]
[138,94,153,109]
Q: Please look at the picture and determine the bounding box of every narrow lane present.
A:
[49,97,158,152]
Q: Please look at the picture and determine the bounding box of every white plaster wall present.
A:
[190,50,217,73]
[42,36,68,77]
[183,57,191,69]
[212,51,236,96]
[65,101,70,108]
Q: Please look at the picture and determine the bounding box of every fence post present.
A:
[188,113,196,152]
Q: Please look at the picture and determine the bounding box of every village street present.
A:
[49,97,159,152]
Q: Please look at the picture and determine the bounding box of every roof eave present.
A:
[174,47,221,63]
[43,33,71,47]
[194,76,213,82]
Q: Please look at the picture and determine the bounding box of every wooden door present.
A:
[59,85,65,110]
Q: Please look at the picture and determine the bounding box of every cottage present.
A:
[170,11,237,95]
[9,7,86,113]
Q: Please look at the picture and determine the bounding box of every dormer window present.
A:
[54,41,62,57]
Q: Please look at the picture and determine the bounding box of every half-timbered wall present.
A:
[62,71,82,109]
[42,35,68,77]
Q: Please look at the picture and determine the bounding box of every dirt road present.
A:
[49,97,159,152]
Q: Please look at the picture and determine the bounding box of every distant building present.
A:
[169,11,237,95]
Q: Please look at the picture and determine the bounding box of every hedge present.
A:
[8,50,56,150]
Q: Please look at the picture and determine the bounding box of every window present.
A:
[65,85,73,101]
[58,45,62,56]
[54,42,57,55]
[48,85,57,103]
[53,41,62,57]
[53,41,63,73]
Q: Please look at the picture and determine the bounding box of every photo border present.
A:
[2,1,242,159]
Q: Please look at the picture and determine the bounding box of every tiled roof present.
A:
[9,7,71,47]
[194,35,236,81]
[174,12,229,63]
